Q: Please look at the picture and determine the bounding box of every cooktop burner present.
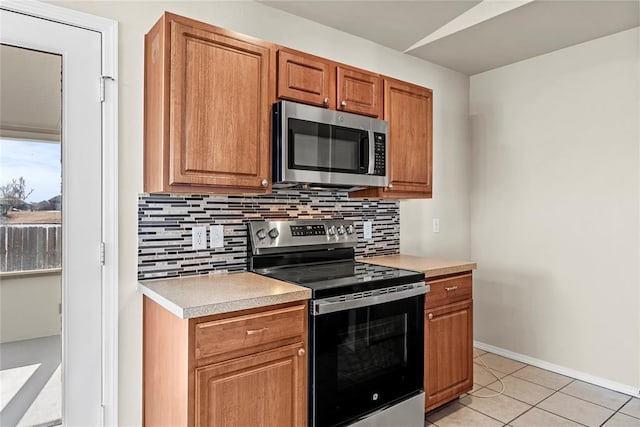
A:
[247,219,425,299]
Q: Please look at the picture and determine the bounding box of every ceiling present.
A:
[0,44,61,142]
[260,0,640,75]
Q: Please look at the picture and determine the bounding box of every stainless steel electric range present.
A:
[248,219,428,427]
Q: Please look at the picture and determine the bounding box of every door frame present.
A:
[0,1,119,425]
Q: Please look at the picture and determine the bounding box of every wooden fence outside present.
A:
[0,225,61,272]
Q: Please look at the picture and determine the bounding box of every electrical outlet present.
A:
[363,221,373,240]
[210,225,224,248]
[432,218,440,233]
[192,226,207,250]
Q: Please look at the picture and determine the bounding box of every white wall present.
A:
[470,28,640,390]
[52,1,471,424]
[0,273,61,342]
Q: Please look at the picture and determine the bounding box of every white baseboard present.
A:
[473,341,640,398]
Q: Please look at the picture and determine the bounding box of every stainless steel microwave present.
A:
[272,100,388,190]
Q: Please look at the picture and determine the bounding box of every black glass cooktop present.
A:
[259,261,425,299]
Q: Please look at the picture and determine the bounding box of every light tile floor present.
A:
[426,349,640,427]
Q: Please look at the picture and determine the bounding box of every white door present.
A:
[0,8,103,426]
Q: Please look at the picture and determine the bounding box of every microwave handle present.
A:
[367,130,375,175]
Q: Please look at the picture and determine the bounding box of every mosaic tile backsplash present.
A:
[138,190,399,280]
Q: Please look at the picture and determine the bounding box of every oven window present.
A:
[288,118,367,174]
[311,295,424,427]
[337,312,407,390]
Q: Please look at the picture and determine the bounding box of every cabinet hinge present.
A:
[100,241,106,266]
[100,75,114,103]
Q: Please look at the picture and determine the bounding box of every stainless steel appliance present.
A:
[248,219,428,427]
[272,101,388,190]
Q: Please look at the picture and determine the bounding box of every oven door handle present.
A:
[312,282,428,316]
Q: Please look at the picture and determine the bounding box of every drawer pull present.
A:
[298,348,305,357]
[445,286,458,292]
[428,313,433,320]
[246,327,268,336]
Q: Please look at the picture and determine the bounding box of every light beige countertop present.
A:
[138,272,311,319]
[360,254,476,278]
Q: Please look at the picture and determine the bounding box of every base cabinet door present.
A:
[424,300,473,412]
[195,343,307,427]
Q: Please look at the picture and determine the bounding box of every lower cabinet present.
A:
[424,273,474,412]
[143,297,308,427]
[195,343,306,427]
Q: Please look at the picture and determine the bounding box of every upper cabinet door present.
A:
[336,66,382,118]
[384,78,433,197]
[277,49,333,108]
[168,20,273,191]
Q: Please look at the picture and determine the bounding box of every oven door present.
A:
[310,288,425,427]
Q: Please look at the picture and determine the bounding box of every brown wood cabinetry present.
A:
[351,78,433,199]
[424,273,473,412]
[277,49,333,109]
[144,13,275,194]
[195,343,306,427]
[143,296,307,427]
[276,48,382,118]
[143,12,434,197]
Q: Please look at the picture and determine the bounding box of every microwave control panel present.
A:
[373,133,386,176]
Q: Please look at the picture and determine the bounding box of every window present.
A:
[0,139,61,273]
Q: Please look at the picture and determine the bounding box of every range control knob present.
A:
[268,228,279,239]
[346,224,355,235]
[256,228,267,240]
[337,225,346,235]
[327,225,336,236]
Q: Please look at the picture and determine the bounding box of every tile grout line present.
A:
[532,406,590,426]
[599,410,618,426]
[470,375,591,426]
[554,388,631,413]
[439,352,639,426]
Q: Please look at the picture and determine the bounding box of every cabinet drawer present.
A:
[195,304,305,360]
[425,274,472,309]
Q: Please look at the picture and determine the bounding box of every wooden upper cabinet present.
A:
[144,13,275,194]
[336,66,382,118]
[350,78,433,199]
[276,49,382,117]
[277,49,332,108]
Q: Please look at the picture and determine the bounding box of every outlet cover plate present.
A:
[210,225,224,248]
[363,221,373,240]
[192,226,207,250]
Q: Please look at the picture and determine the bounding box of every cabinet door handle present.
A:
[261,179,268,187]
[388,183,393,189]
[246,327,268,335]
[445,286,458,292]
[323,97,329,105]
[298,348,305,357]
[340,100,347,107]
[428,313,433,320]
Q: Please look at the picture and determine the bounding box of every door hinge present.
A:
[100,75,114,103]
[100,242,106,266]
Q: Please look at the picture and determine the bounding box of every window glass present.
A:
[0,139,61,272]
